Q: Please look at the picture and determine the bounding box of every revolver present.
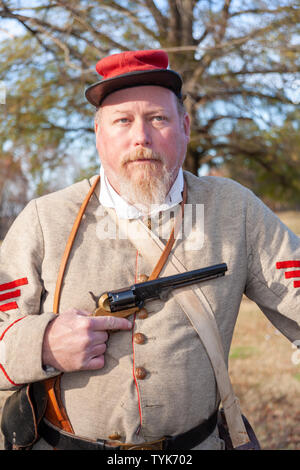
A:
[91,263,227,318]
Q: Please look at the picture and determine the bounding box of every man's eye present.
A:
[152,115,166,122]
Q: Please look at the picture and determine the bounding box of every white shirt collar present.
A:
[99,165,184,219]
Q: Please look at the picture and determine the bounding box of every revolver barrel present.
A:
[103,263,227,314]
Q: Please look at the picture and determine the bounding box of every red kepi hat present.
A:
[85,49,182,107]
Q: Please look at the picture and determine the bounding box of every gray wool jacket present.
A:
[0,171,299,449]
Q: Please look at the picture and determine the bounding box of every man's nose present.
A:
[132,119,151,146]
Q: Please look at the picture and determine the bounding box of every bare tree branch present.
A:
[230,5,299,18]
[167,0,181,44]
[42,122,94,133]
[178,0,197,46]
[188,11,300,86]
[81,0,158,40]
[0,0,129,60]
[215,0,232,44]
[211,66,300,78]
[192,88,294,108]
[143,0,168,36]
[0,0,299,206]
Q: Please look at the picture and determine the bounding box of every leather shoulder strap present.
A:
[107,197,250,449]
[45,176,100,434]
[53,175,184,311]
[53,175,100,314]
[148,183,187,280]
[46,175,183,433]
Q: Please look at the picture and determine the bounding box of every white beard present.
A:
[118,147,173,215]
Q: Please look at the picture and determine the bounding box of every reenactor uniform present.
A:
[0,50,299,450]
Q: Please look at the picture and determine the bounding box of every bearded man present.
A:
[0,50,299,451]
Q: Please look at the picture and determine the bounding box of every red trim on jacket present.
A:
[276,261,300,269]
[0,277,28,292]
[0,290,21,302]
[276,261,300,289]
[0,316,26,341]
[0,364,21,387]
[0,278,28,311]
[285,270,300,279]
[0,302,19,312]
[0,316,26,386]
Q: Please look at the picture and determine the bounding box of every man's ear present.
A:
[94,121,98,134]
[183,113,191,142]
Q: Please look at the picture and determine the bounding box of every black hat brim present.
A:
[85,69,182,107]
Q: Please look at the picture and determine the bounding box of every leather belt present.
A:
[39,410,218,450]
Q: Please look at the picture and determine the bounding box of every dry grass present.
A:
[229,298,300,450]
[0,211,299,450]
[277,210,300,235]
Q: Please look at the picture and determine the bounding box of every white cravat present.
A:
[99,165,184,219]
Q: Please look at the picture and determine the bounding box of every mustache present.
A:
[122,148,164,165]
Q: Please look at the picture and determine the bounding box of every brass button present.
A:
[138,274,149,283]
[133,332,146,344]
[137,308,148,319]
[108,432,122,440]
[135,366,147,380]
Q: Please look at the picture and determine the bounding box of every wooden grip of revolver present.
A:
[93,293,140,318]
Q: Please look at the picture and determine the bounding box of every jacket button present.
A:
[137,308,148,319]
[108,432,122,440]
[138,274,149,283]
[133,332,146,344]
[135,367,147,380]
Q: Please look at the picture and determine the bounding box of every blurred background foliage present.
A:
[0,0,299,237]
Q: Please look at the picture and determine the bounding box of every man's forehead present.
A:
[100,85,177,109]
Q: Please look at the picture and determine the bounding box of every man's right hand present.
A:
[42,308,132,372]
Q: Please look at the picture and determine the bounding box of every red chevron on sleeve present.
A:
[0,278,28,292]
[285,271,300,279]
[276,261,300,269]
[276,261,300,289]
[0,278,28,311]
